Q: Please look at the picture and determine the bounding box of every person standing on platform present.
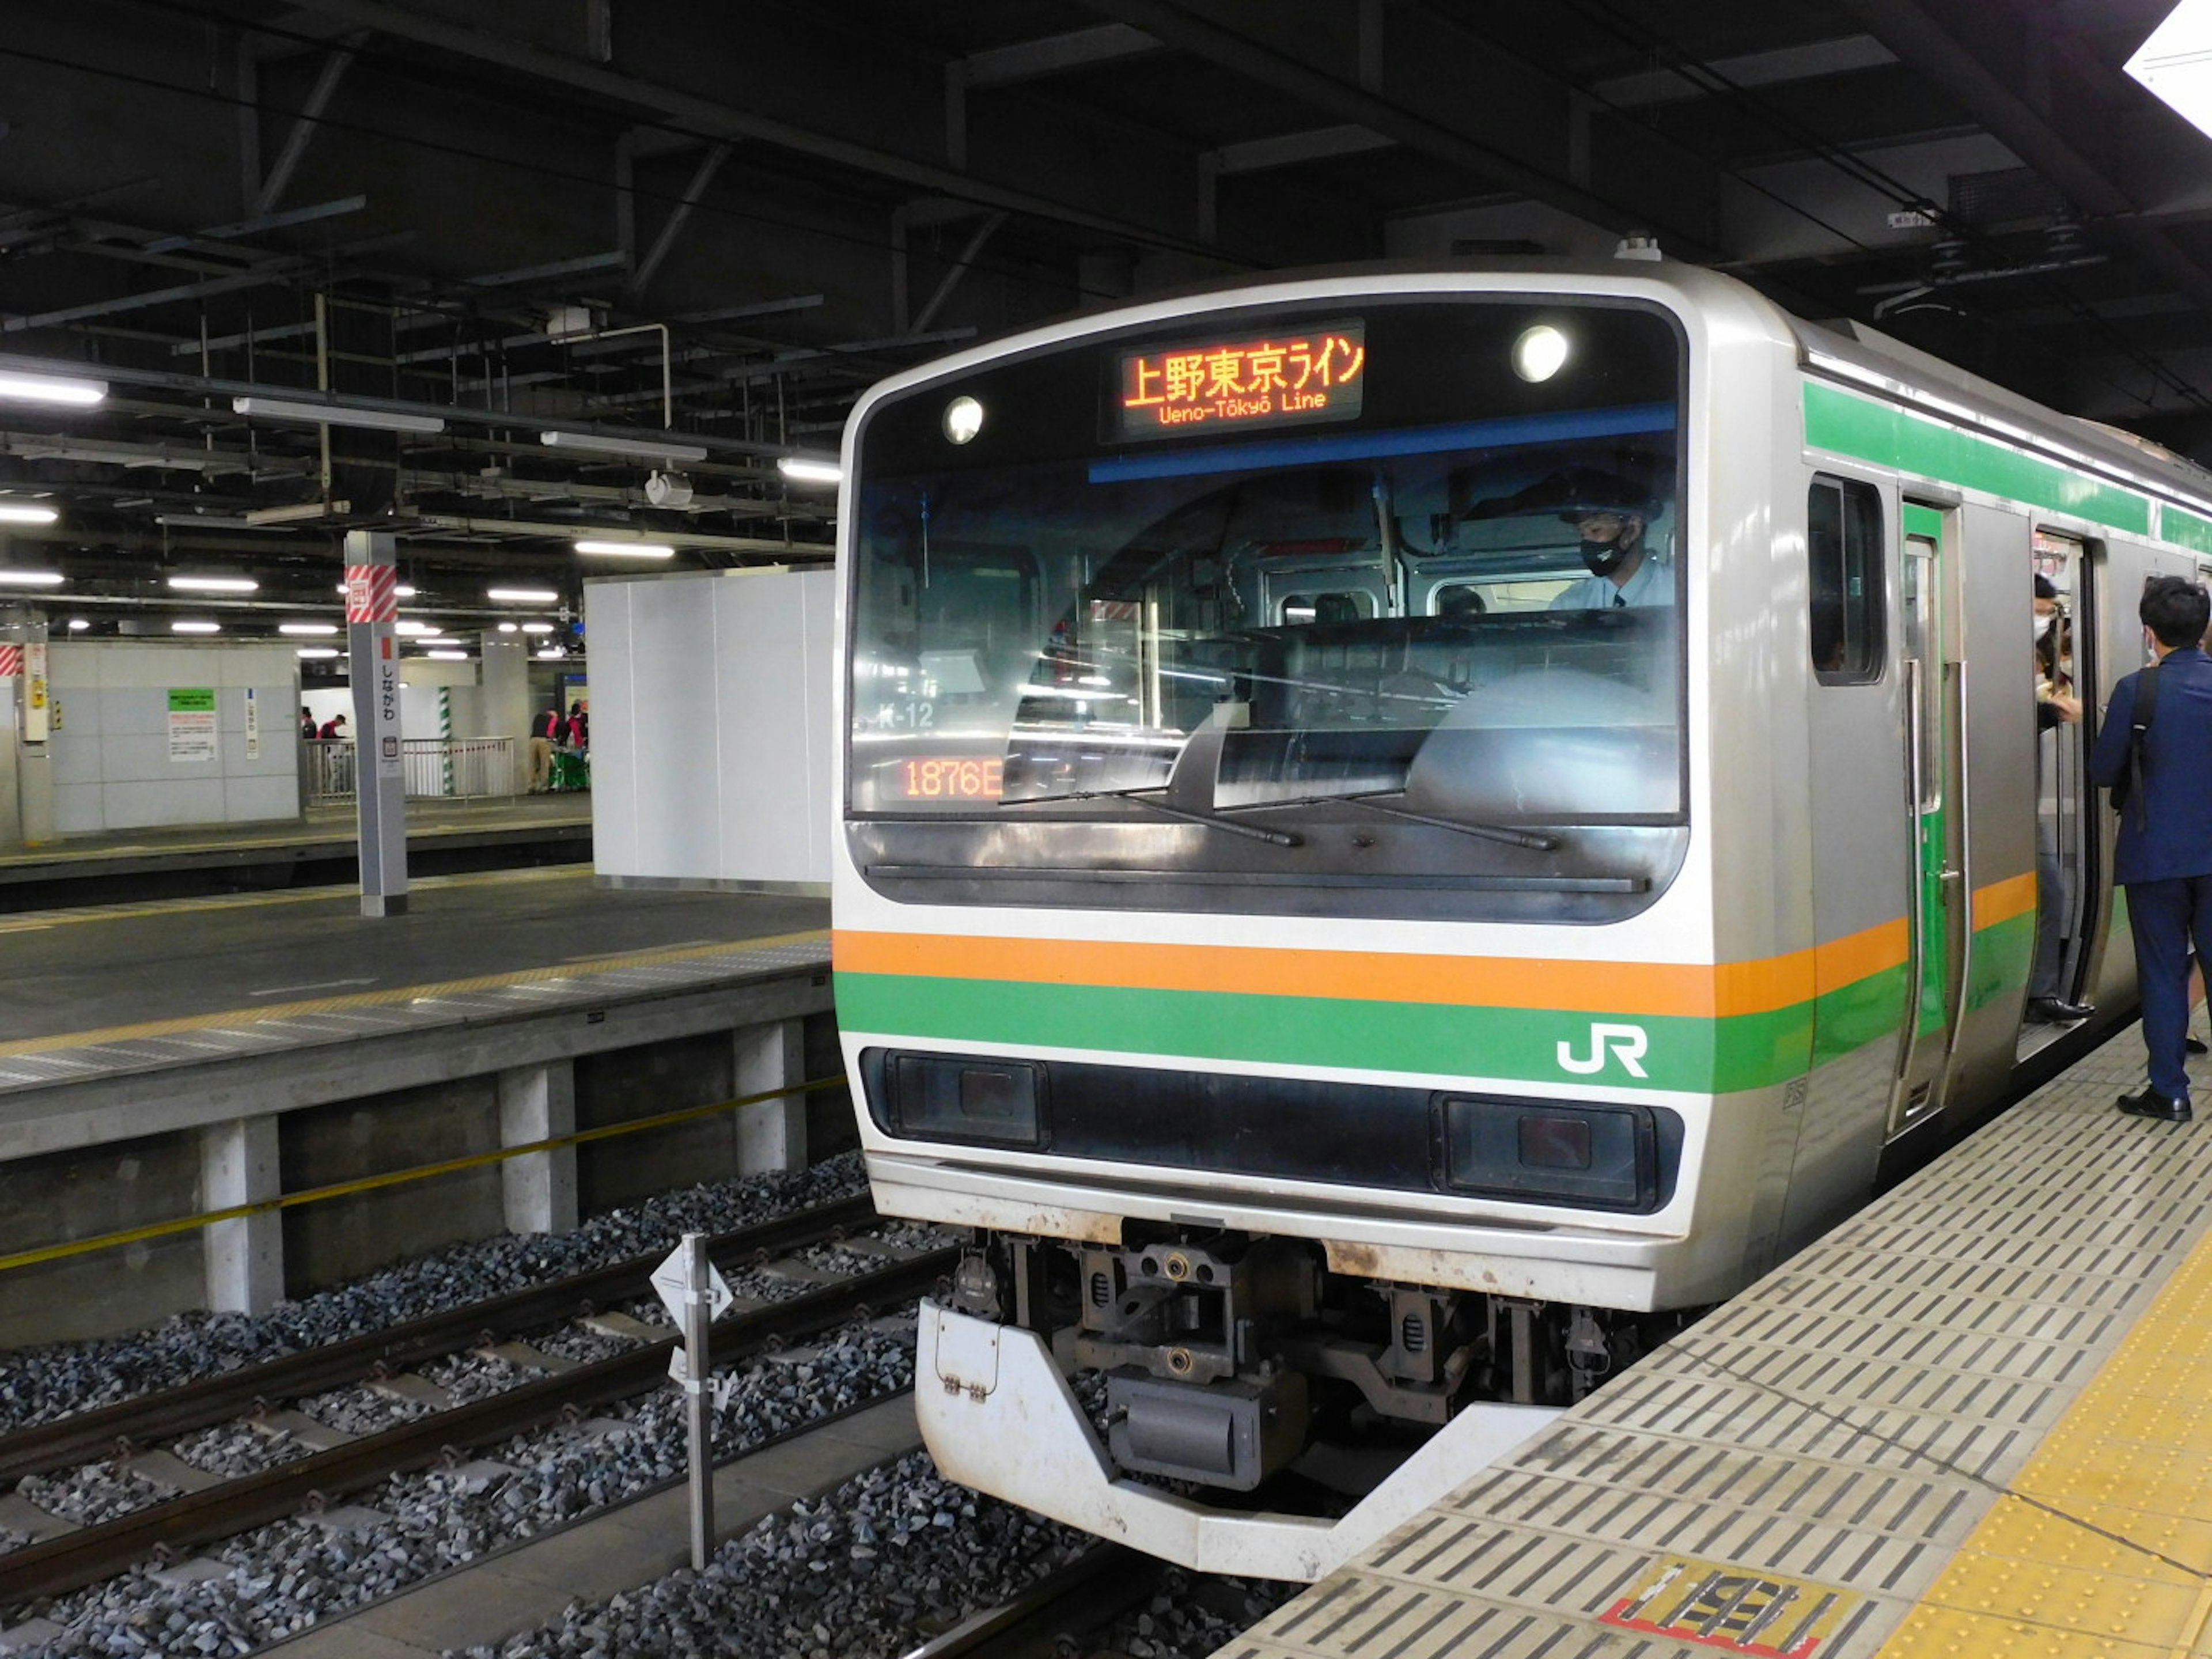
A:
[300,706,317,741]
[317,712,346,741]
[528,706,560,793]
[2089,575,2212,1123]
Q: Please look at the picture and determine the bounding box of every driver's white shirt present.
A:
[1548,556,1675,611]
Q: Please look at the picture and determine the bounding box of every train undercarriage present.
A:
[937,1224,1696,1525]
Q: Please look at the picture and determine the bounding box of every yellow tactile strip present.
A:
[1875,1209,2212,1659]
[0,927,831,1060]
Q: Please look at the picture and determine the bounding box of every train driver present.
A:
[1549,502,1671,611]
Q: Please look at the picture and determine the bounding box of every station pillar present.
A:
[343,531,409,916]
[734,1020,808,1174]
[0,608,52,851]
[202,1117,283,1314]
[499,1060,580,1234]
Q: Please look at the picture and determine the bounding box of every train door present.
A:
[2024,531,2097,1039]
[1893,503,1967,1130]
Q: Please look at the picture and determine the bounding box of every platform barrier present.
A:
[308,737,517,806]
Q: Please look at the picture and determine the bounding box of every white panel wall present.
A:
[588,568,834,887]
[47,645,300,834]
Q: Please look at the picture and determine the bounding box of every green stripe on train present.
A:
[835,971,1813,1092]
[2165,505,2212,556]
[1805,382,2150,536]
[839,916,2035,1096]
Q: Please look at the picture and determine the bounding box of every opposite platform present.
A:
[1231,1020,2212,1658]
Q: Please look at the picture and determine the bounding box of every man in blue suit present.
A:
[2089,575,2212,1123]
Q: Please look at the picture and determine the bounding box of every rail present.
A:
[306,736,517,806]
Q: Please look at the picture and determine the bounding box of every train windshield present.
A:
[846,295,1686,914]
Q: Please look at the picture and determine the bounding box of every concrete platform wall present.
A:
[0,989,842,1348]
[0,1134,204,1347]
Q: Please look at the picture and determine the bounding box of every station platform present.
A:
[0,797,591,911]
[1232,1020,2212,1658]
[0,869,834,1346]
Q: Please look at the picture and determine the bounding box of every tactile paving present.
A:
[1228,1027,2212,1659]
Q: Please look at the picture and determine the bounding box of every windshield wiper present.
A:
[997,785,1302,847]
[1207,788,1562,852]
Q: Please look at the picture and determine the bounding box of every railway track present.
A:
[0,1195,955,1608]
[902,1547,1171,1659]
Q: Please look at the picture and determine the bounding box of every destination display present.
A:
[885,755,1005,800]
[1110,320,1365,442]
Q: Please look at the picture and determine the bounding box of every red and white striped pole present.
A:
[343,530,410,916]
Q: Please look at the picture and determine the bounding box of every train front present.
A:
[833,274,1762,1580]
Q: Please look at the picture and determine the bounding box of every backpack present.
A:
[2108,663,2162,829]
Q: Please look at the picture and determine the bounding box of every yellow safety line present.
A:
[0,1075,850,1275]
[0,926,831,1059]
[0,863,589,934]
[1878,1183,2212,1656]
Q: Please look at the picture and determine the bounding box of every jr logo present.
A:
[1558,1022,1650,1078]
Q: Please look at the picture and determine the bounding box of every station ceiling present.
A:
[0,0,2202,640]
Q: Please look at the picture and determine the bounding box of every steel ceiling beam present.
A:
[0,347,797,461]
[1589,35,1899,108]
[255,44,358,216]
[271,0,1238,264]
[957,24,1159,87]
[1835,0,2212,317]
[1077,0,1726,259]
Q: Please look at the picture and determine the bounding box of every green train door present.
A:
[1894,504,1966,1131]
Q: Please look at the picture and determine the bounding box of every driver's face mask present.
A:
[1576,513,1635,578]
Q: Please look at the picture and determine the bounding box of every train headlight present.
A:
[1437,1096,1658,1210]
[943,395,984,445]
[1511,324,1570,382]
[884,1053,1046,1147]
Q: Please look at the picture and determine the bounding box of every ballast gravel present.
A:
[6,1319,923,1656]
[464,1453,1093,1659]
[0,1155,870,1438]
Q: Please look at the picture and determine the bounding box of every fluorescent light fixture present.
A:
[0,570,63,586]
[233,395,445,434]
[244,501,339,525]
[279,622,338,636]
[497,622,518,633]
[488,586,559,603]
[535,646,566,658]
[172,620,220,634]
[521,622,555,634]
[395,620,438,635]
[424,649,469,661]
[334,583,417,597]
[0,371,105,406]
[411,637,463,647]
[777,455,844,486]
[0,503,58,525]
[574,540,675,558]
[168,574,259,593]
[2128,1,2212,139]
[296,646,340,660]
[539,430,707,463]
[66,618,89,631]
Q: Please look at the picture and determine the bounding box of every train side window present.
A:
[1808,476,1884,684]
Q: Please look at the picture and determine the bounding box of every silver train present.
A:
[830,258,2206,1579]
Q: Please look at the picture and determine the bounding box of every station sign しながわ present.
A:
[1110,320,1365,442]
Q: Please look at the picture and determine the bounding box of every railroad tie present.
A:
[0,1491,74,1542]
[116,1449,221,1494]
[249,1408,356,1451]
[473,1338,584,1374]
[366,1372,457,1409]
